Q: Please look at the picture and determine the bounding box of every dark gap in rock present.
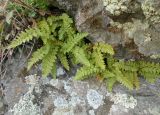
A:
[48,5,65,15]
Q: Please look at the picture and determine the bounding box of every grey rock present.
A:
[2,74,159,115]
[49,0,160,56]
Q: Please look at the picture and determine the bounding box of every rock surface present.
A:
[1,0,160,115]
[0,52,160,115]
[1,74,160,115]
[49,0,160,57]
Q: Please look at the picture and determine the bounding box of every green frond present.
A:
[42,47,58,77]
[51,63,57,79]
[38,19,50,44]
[114,69,134,90]
[138,61,160,83]
[74,66,100,80]
[62,32,88,53]
[8,28,39,48]
[133,73,140,89]
[47,16,60,25]
[106,77,117,92]
[92,50,105,70]
[27,44,50,70]
[60,13,73,25]
[106,56,117,69]
[114,61,138,72]
[72,47,90,66]
[102,70,115,78]
[58,53,70,71]
[139,72,158,83]
[93,42,114,55]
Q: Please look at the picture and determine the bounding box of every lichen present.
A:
[110,93,137,109]
[87,89,104,109]
[9,75,41,115]
[11,93,40,115]
[141,0,160,24]
[54,97,69,109]
[103,0,132,16]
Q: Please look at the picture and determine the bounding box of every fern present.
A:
[8,28,40,48]
[8,13,89,78]
[27,44,50,70]
[106,77,117,92]
[93,42,114,55]
[92,50,105,70]
[74,66,100,80]
[7,13,160,91]
[72,46,90,66]
[42,47,58,77]
[61,33,88,53]
[58,53,70,71]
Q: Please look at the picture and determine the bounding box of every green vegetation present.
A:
[8,13,160,91]
[7,0,49,17]
[8,13,88,78]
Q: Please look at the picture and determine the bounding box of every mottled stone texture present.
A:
[1,75,160,115]
[0,52,160,115]
[49,0,160,57]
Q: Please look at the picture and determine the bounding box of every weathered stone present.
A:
[49,0,160,56]
[2,74,159,115]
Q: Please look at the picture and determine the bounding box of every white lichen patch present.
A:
[50,79,59,87]
[9,75,41,115]
[25,74,39,85]
[141,0,160,24]
[87,89,104,109]
[54,97,69,109]
[11,93,40,115]
[110,93,137,109]
[103,0,131,16]
[25,75,42,93]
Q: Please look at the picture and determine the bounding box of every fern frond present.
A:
[42,47,58,77]
[93,42,114,55]
[8,28,39,48]
[113,61,138,72]
[58,53,70,70]
[92,50,105,70]
[38,19,50,44]
[139,61,160,75]
[114,69,134,90]
[74,66,100,80]
[106,56,117,69]
[61,32,88,53]
[27,44,50,70]
[106,77,117,92]
[102,70,115,78]
[51,63,57,79]
[72,47,90,66]
[133,73,140,89]
[47,16,60,25]
[138,61,160,83]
